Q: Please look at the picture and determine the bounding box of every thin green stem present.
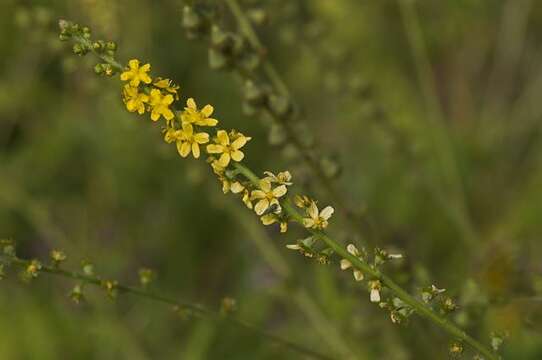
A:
[5,256,334,360]
[234,162,498,360]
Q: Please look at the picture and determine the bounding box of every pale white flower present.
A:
[340,259,352,270]
[302,201,334,230]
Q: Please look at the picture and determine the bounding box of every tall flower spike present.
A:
[206,130,250,167]
[120,59,152,87]
[250,179,287,215]
[181,98,219,126]
[302,201,334,230]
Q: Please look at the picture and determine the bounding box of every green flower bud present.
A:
[94,63,104,74]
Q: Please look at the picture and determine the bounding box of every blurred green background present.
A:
[1,0,542,359]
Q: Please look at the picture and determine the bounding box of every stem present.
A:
[233,162,498,360]
[5,256,333,360]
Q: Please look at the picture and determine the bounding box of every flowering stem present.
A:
[5,256,334,360]
[234,162,497,359]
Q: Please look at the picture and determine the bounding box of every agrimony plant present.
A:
[51,19,502,360]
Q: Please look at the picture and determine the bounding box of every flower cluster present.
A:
[116,56,334,235]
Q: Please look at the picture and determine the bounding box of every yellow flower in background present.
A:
[120,59,152,87]
[250,179,287,215]
[206,130,250,167]
[181,98,218,127]
[122,85,149,114]
[175,123,209,159]
[260,214,288,233]
[149,89,175,121]
[302,201,334,230]
[153,78,180,99]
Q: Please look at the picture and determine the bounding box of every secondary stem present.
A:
[5,256,334,360]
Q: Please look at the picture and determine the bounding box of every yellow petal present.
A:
[192,143,200,158]
[272,185,287,198]
[194,132,209,144]
[140,63,151,72]
[303,218,315,228]
[230,182,244,193]
[120,72,130,81]
[182,123,193,135]
[201,118,218,126]
[201,104,214,117]
[163,94,174,105]
[179,141,191,157]
[280,222,288,233]
[141,73,152,84]
[231,136,247,149]
[186,98,197,110]
[307,201,319,219]
[206,144,223,154]
[128,59,139,69]
[230,150,244,162]
[150,111,160,121]
[259,179,271,193]
[250,190,266,200]
[255,199,269,215]
[320,206,334,220]
[217,130,230,145]
[260,214,276,225]
[164,109,175,121]
[218,152,231,167]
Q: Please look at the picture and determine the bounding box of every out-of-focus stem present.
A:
[5,256,334,360]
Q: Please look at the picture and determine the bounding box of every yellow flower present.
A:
[263,171,293,186]
[181,98,218,127]
[250,179,287,215]
[153,78,180,99]
[260,214,288,233]
[120,59,152,87]
[149,89,175,121]
[122,85,149,114]
[302,201,334,230]
[175,123,209,159]
[206,130,250,167]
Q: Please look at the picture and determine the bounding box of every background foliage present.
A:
[1,0,542,358]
